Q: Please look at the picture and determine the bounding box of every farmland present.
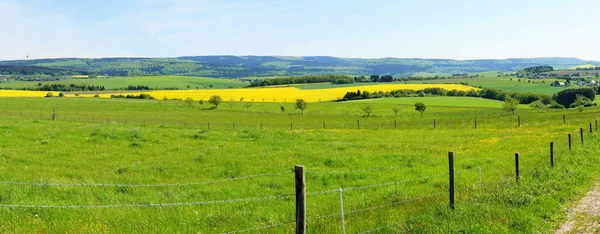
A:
[0,76,248,90]
[0,83,476,102]
[1,95,600,233]
[405,77,567,95]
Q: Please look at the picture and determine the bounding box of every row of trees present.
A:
[248,75,352,87]
[39,84,106,91]
[110,94,155,99]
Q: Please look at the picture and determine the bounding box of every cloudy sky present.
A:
[0,0,597,61]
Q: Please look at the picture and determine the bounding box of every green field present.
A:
[0,96,599,233]
[0,76,248,90]
[352,96,516,108]
[406,77,567,95]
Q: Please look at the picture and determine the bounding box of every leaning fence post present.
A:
[295,165,306,234]
[515,153,520,183]
[339,188,346,234]
[448,152,455,210]
[550,142,554,167]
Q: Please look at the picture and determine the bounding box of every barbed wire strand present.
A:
[345,191,446,215]
[0,171,291,187]
[308,157,445,174]
[343,173,447,191]
[359,213,432,234]
[0,193,294,209]
[221,220,295,234]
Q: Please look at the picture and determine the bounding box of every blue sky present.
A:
[0,0,598,60]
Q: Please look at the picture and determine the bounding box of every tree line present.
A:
[39,84,106,91]
[248,75,353,87]
[339,87,595,109]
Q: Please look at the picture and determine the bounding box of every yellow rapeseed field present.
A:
[0,90,59,97]
[0,84,476,102]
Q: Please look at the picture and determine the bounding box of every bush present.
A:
[556,88,596,108]
[529,100,545,108]
[45,92,54,98]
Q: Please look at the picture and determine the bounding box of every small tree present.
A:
[240,97,244,102]
[502,97,519,115]
[243,102,253,112]
[184,97,194,107]
[58,92,65,97]
[199,99,204,106]
[361,105,374,117]
[295,99,307,114]
[392,106,400,118]
[280,106,285,113]
[573,94,586,112]
[208,95,222,108]
[414,102,426,118]
[45,92,54,98]
[162,96,169,101]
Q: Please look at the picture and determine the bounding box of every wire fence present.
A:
[0,111,597,232]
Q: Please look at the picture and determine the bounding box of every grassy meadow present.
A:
[1,96,600,233]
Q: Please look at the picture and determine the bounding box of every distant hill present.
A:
[0,56,596,78]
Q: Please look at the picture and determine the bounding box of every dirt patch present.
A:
[556,182,600,234]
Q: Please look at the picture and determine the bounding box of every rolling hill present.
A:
[0,56,596,78]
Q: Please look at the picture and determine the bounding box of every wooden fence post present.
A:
[515,153,520,183]
[518,116,521,127]
[580,128,584,144]
[568,134,572,151]
[563,115,566,124]
[474,119,477,129]
[448,152,455,210]
[550,142,554,167]
[260,122,263,130]
[295,165,306,234]
[434,119,436,129]
[208,122,210,130]
[590,123,593,133]
[357,120,360,129]
[290,123,293,131]
[323,121,326,129]
[394,119,397,129]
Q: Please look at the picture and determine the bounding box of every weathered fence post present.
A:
[568,134,572,151]
[474,119,477,129]
[260,122,263,130]
[290,123,293,131]
[448,152,455,210]
[563,115,566,124]
[295,165,306,234]
[208,122,210,130]
[357,120,360,129]
[323,121,326,129]
[394,119,397,129]
[515,153,520,183]
[550,142,554,167]
[339,188,346,234]
[518,116,521,127]
[434,119,436,129]
[590,123,593,133]
[580,128,584,144]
